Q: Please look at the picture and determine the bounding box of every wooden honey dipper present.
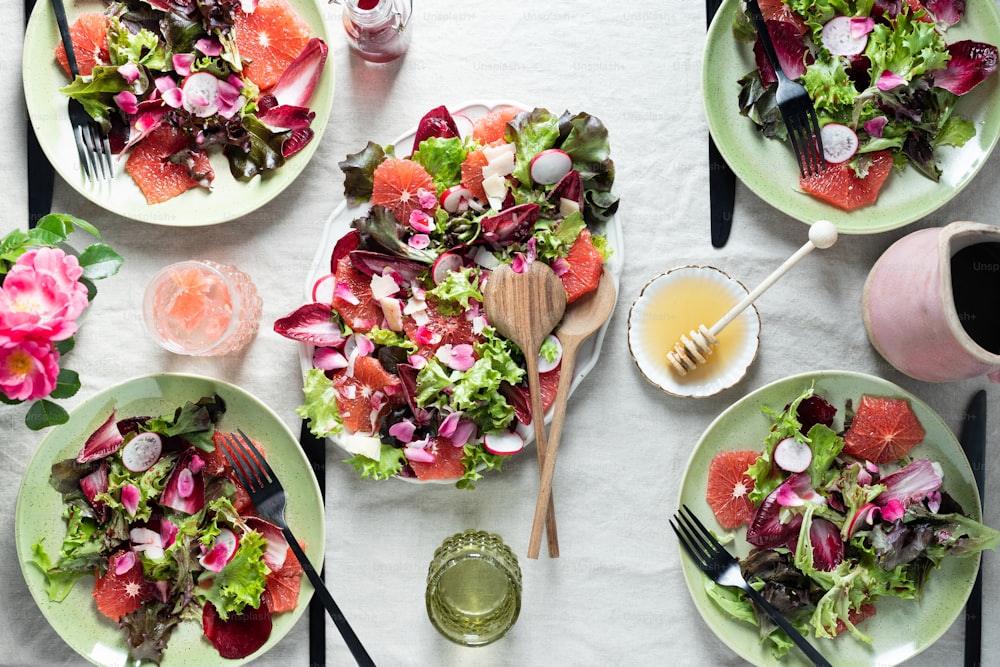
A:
[667,220,839,376]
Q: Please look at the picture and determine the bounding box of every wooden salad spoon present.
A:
[484,261,567,557]
[527,267,616,559]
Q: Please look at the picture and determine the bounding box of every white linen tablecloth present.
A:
[2,1,998,665]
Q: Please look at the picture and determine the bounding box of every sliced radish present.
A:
[537,334,563,373]
[199,527,239,572]
[311,273,336,303]
[773,437,813,473]
[821,16,870,56]
[439,185,474,213]
[453,113,475,138]
[529,148,573,185]
[431,251,464,284]
[821,123,859,164]
[121,432,163,472]
[483,430,525,456]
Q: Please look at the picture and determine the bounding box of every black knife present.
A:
[707,0,736,248]
[25,0,54,229]
[299,420,327,667]
[960,389,987,667]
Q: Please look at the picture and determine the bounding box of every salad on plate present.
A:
[702,384,1000,659]
[275,103,620,488]
[734,0,998,210]
[29,395,304,663]
[51,0,328,205]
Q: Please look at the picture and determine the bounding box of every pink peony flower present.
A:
[0,338,60,401]
[0,247,89,343]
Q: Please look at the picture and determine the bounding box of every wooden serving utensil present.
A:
[527,267,616,559]
[484,261,567,556]
[667,220,839,375]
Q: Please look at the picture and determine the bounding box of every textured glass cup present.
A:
[143,260,262,356]
[425,530,522,646]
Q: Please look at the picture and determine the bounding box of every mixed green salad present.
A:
[275,104,619,488]
[735,0,998,181]
[29,396,300,663]
[706,385,1000,658]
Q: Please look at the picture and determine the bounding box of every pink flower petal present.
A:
[389,419,417,443]
[114,90,139,115]
[118,62,141,83]
[417,188,438,209]
[877,70,906,91]
[313,347,348,370]
[404,445,436,463]
[408,210,435,233]
[409,234,431,249]
[334,281,360,305]
[850,17,874,39]
[172,53,195,77]
[121,484,140,515]
[195,37,223,56]
[863,116,888,138]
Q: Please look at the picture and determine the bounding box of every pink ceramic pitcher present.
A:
[862,220,1000,383]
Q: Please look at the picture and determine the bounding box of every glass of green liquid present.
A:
[425,530,522,646]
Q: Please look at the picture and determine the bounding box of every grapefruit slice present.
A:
[409,437,466,480]
[124,124,214,204]
[460,147,490,202]
[332,355,401,433]
[800,150,893,211]
[402,300,482,355]
[92,551,150,621]
[264,546,303,613]
[371,158,436,224]
[233,0,312,90]
[331,254,382,332]
[843,395,926,463]
[472,106,522,144]
[705,450,760,529]
[54,13,110,78]
[560,229,604,303]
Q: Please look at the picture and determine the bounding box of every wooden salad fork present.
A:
[50,0,114,181]
[672,505,832,667]
[218,430,376,667]
[744,0,826,177]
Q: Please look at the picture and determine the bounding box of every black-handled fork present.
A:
[49,0,114,181]
[744,0,826,177]
[219,430,376,667]
[672,505,833,667]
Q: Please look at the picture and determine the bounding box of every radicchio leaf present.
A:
[77,410,125,463]
[925,0,966,26]
[480,204,539,246]
[202,600,272,660]
[747,484,804,551]
[875,457,943,511]
[160,448,205,514]
[411,105,459,154]
[808,516,845,571]
[270,38,328,108]
[933,40,999,95]
[274,303,344,346]
[754,19,813,84]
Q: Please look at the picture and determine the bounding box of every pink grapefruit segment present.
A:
[124,124,214,204]
[843,395,926,463]
[233,0,313,90]
[706,449,761,529]
[800,150,893,211]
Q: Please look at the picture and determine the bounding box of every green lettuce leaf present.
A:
[297,368,343,438]
[411,136,467,192]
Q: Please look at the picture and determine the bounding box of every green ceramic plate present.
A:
[15,374,324,666]
[704,1,1000,233]
[23,0,335,226]
[677,371,981,667]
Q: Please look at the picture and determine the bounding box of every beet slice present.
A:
[202,600,272,659]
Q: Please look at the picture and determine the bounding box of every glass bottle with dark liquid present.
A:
[951,241,1000,354]
[340,0,412,63]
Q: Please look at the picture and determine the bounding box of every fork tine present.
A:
[671,515,707,568]
[680,504,723,555]
[85,124,111,180]
[236,429,277,481]
[73,129,93,182]
[217,434,253,491]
